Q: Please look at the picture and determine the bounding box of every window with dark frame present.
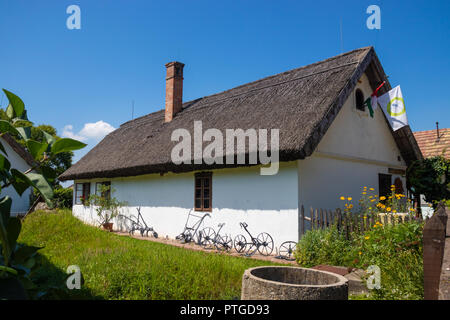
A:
[75,182,91,204]
[95,181,111,199]
[194,173,212,212]
[378,174,392,198]
[355,89,365,111]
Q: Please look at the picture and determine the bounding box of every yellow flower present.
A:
[379,196,386,201]
[369,188,374,191]
[365,236,370,240]
[347,197,352,201]
[370,199,375,202]
[362,192,367,195]
[340,196,345,200]
[386,207,392,212]
[363,216,367,219]
[348,204,354,209]
[393,210,397,213]
[358,251,362,255]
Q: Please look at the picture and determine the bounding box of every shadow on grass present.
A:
[30,254,103,300]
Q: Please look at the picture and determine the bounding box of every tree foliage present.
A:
[407,155,450,208]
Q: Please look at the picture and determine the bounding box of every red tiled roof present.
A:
[413,128,450,159]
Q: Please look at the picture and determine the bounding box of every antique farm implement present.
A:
[128,207,158,238]
[176,209,210,244]
[234,222,274,256]
[199,223,233,252]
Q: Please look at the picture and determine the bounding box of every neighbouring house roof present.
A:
[413,128,450,159]
[59,46,422,181]
[1,134,36,167]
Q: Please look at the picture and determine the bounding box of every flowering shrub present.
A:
[352,220,424,300]
[340,185,416,216]
[295,218,424,300]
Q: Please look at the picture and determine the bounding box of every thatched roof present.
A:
[1,134,36,167]
[59,47,422,181]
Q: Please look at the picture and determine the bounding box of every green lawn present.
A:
[19,210,278,300]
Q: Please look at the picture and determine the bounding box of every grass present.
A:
[19,210,278,300]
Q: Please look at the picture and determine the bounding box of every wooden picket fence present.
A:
[298,205,422,240]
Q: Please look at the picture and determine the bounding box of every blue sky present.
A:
[0,0,449,164]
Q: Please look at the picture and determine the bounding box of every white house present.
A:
[0,134,35,216]
[60,47,422,248]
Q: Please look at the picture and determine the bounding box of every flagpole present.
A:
[372,81,386,97]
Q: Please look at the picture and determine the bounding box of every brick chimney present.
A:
[164,61,184,122]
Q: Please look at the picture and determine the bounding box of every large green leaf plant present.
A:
[0,89,86,299]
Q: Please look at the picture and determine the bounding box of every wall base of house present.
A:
[73,205,299,251]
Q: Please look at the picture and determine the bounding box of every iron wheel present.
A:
[279,241,297,260]
[256,232,274,256]
[234,234,247,253]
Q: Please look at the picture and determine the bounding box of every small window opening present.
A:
[355,89,365,111]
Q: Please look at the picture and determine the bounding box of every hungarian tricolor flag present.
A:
[364,81,385,118]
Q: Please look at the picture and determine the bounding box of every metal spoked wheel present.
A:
[256,232,274,256]
[216,235,233,252]
[278,241,297,260]
[234,234,247,253]
[183,230,194,243]
[200,227,216,249]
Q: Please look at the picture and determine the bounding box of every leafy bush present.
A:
[295,220,424,300]
[88,185,126,225]
[53,187,73,208]
[0,89,86,299]
[295,226,355,268]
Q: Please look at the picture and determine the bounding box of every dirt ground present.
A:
[114,231,297,265]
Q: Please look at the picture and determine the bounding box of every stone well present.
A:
[241,266,348,300]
